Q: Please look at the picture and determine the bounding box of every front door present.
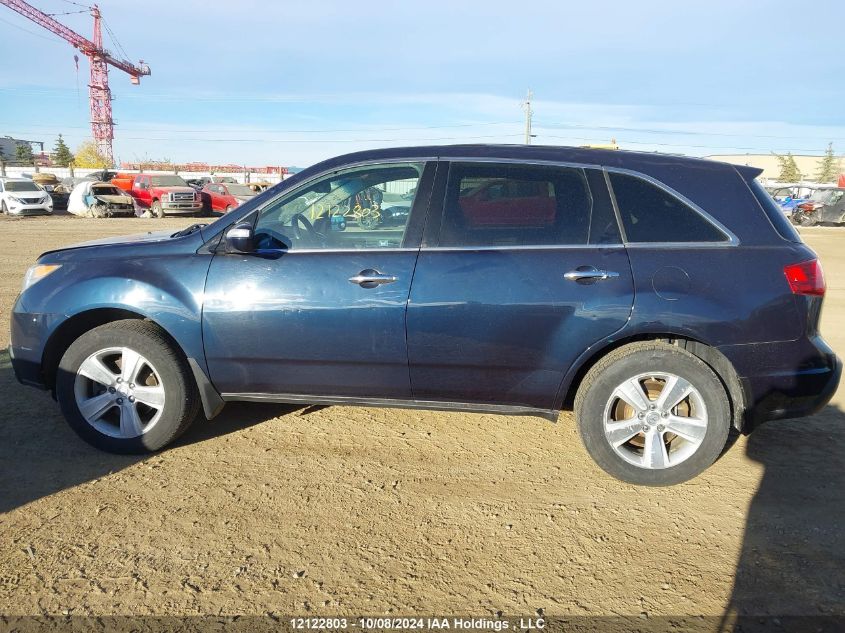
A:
[202,161,434,399]
[407,161,635,410]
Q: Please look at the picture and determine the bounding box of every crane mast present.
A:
[0,1,150,165]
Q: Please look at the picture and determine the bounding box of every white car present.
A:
[0,178,53,216]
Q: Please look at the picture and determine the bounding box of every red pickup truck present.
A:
[125,174,203,217]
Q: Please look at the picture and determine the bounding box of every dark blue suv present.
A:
[10,145,840,485]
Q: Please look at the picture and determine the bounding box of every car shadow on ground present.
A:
[722,404,845,628]
[0,350,298,514]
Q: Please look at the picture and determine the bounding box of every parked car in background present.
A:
[119,174,203,217]
[245,181,273,193]
[53,177,96,211]
[9,145,839,486]
[67,181,136,217]
[767,185,807,218]
[790,187,845,226]
[0,178,53,216]
[200,182,258,213]
[185,176,239,190]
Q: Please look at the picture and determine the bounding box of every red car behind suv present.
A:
[200,183,257,214]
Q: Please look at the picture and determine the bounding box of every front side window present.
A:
[253,162,423,250]
[439,163,594,247]
[609,172,729,243]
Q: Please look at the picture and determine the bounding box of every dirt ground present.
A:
[0,214,843,620]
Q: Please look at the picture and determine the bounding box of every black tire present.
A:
[797,212,817,227]
[1,201,7,215]
[56,319,199,454]
[151,200,164,218]
[574,341,731,486]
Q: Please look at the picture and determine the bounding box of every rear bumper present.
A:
[720,336,841,431]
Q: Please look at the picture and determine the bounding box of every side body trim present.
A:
[220,392,559,421]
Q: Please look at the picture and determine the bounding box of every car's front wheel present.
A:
[575,342,731,486]
[151,200,164,218]
[56,320,199,453]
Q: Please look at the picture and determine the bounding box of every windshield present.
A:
[5,181,41,192]
[150,175,189,187]
[227,184,254,197]
[809,189,843,203]
[93,185,122,196]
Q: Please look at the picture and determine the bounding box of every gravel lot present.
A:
[0,215,843,620]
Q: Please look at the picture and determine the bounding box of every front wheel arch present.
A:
[42,308,223,420]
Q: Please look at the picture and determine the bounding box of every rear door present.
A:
[202,160,435,399]
[406,160,634,410]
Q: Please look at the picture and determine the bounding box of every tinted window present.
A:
[254,162,423,251]
[439,163,594,246]
[609,172,728,243]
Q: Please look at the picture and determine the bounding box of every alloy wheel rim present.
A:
[603,372,708,470]
[74,346,166,439]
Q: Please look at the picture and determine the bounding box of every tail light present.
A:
[784,259,826,296]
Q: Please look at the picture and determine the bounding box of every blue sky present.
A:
[1,0,844,167]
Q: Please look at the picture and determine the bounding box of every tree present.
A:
[15,142,34,165]
[73,140,111,168]
[774,152,802,182]
[815,143,841,183]
[52,135,74,167]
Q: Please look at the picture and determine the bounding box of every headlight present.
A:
[9,195,23,204]
[22,264,61,292]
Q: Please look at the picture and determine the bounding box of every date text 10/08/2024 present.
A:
[290,617,547,631]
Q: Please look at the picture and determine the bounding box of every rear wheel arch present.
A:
[560,334,747,431]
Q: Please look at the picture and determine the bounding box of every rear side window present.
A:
[609,172,729,243]
[439,163,594,246]
[748,179,801,243]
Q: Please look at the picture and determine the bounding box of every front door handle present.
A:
[564,266,620,282]
[349,269,398,288]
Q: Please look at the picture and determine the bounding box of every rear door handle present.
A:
[349,269,398,288]
[564,266,620,282]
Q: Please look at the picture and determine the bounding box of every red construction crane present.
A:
[0,1,150,165]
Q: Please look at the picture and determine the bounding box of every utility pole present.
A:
[522,89,534,145]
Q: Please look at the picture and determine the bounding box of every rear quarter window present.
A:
[748,179,802,243]
[609,172,729,243]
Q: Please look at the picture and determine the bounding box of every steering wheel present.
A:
[291,213,318,241]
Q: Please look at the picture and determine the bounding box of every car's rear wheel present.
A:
[575,341,731,486]
[225,205,232,213]
[798,212,817,227]
[151,200,164,218]
[56,320,199,453]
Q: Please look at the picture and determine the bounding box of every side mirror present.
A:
[225,222,255,253]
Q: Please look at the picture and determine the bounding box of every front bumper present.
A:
[9,306,54,389]
[7,203,52,216]
[162,202,202,215]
